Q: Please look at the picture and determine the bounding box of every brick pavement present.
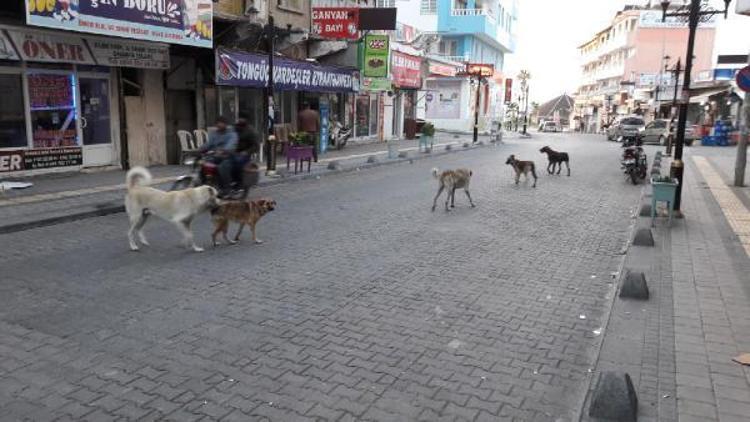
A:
[0,133,640,421]
[588,144,750,422]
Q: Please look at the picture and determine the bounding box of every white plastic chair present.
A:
[178,130,198,163]
[193,129,209,148]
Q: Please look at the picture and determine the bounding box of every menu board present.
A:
[28,74,74,109]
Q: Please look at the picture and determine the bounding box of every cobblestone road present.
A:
[0,134,641,421]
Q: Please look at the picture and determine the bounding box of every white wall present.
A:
[713,11,750,66]
[396,0,439,32]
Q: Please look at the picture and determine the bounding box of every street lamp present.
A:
[659,0,732,215]
[664,57,683,156]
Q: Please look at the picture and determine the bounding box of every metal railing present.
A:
[451,8,487,17]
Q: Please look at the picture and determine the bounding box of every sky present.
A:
[505,0,750,105]
[504,0,632,104]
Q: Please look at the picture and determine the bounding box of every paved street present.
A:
[0,134,643,421]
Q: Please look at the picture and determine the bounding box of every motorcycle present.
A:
[330,120,352,150]
[620,136,648,185]
[170,151,259,199]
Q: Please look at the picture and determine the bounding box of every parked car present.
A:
[640,119,699,145]
[606,116,645,141]
[541,121,560,132]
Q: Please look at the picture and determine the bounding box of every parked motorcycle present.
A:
[620,138,648,185]
[170,152,259,199]
[330,120,352,150]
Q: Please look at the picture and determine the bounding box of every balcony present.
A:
[439,8,497,46]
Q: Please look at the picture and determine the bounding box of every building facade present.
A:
[575,4,716,133]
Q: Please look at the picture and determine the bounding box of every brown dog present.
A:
[505,155,537,187]
[211,198,276,246]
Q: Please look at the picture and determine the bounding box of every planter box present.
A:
[650,177,679,226]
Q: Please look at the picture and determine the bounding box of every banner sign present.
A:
[0,147,82,173]
[429,63,457,77]
[26,0,213,48]
[312,7,359,40]
[465,63,494,77]
[391,51,421,89]
[362,77,391,91]
[504,78,513,103]
[88,38,169,69]
[216,49,358,93]
[363,34,389,78]
[7,28,95,64]
[0,31,19,60]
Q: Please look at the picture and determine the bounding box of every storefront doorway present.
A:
[79,75,113,166]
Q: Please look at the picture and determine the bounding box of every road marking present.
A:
[692,156,750,257]
[0,141,461,208]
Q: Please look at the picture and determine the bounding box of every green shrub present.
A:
[422,122,435,137]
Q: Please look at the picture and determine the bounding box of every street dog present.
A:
[431,168,476,212]
[505,155,538,187]
[211,198,276,246]
[540,146,570,176]
[125,166,219,252]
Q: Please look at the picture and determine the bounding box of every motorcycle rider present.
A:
[233,115,260,184]
[199,116,238,196]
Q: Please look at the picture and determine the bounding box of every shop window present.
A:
[28,73,79,148]
[0,74,27,149]
[219,87,237,122]
[238,88,263,131]
[355,95,370,137]
[369,95,379,135]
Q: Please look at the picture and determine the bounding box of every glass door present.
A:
[79,76,113,166]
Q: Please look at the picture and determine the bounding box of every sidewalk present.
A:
[0,133,506,233]
[584,145,750,422]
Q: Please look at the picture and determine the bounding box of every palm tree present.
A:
[517,70,531,134]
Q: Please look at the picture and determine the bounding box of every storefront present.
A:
[214,48,359,150]
[355,77,390,139]
[390,51,422,138]
[0,25,169,175]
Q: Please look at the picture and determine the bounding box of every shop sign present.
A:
[0,147,82,173]
[312,7,359,40]
[465,63,494,77]
[391,51,421,89]
[88,38,169,69]
[216,49,358,93]
[0,31,19,61]
[429,63,457,77]
[26,0,213,48]
[638,10,716,28]
[362,34,389,78]
[361,77,391,92]
[7,28,95,64]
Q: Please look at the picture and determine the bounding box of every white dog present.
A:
[125,167,219,252]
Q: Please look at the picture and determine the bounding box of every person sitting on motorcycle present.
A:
[233,115,260,184]
[199,116,238,195]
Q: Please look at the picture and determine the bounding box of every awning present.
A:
[689,87,732,104]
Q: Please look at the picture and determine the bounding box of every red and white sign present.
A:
[0,150,24,173]
[312,7,359,40]
[391,51,421,88]
[7,28,95,65]
[429,63,457,77]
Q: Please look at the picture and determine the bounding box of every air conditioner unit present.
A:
[738,0,750,16]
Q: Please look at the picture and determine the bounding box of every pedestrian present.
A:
[297,102,320,162]
[200,116,238,196]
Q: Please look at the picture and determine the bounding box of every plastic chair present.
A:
[193,129,209,148]
[178,130,198,163]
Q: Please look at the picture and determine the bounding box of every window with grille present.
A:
[421,0,437,14]
[376,0,396,7]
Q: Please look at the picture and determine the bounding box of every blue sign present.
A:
[320,100,330,154]
[26,0,213,48]
[216,49,359,93]
[737,66,750,93]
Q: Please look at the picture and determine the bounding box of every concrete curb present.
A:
[0,141,495,234]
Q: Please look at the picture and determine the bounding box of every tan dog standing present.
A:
[505,155,538,187]
[211,198,276,246]
[431,167,476,212]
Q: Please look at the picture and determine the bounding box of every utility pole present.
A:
[265,15,277,175]
[662,0,733,213]
[735,51,750,187]
[473,76,481,144]
[666,57,681,156]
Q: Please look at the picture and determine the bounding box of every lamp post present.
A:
[660,0,732,214]
[473,75,482,144]
[665,57,682,156]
